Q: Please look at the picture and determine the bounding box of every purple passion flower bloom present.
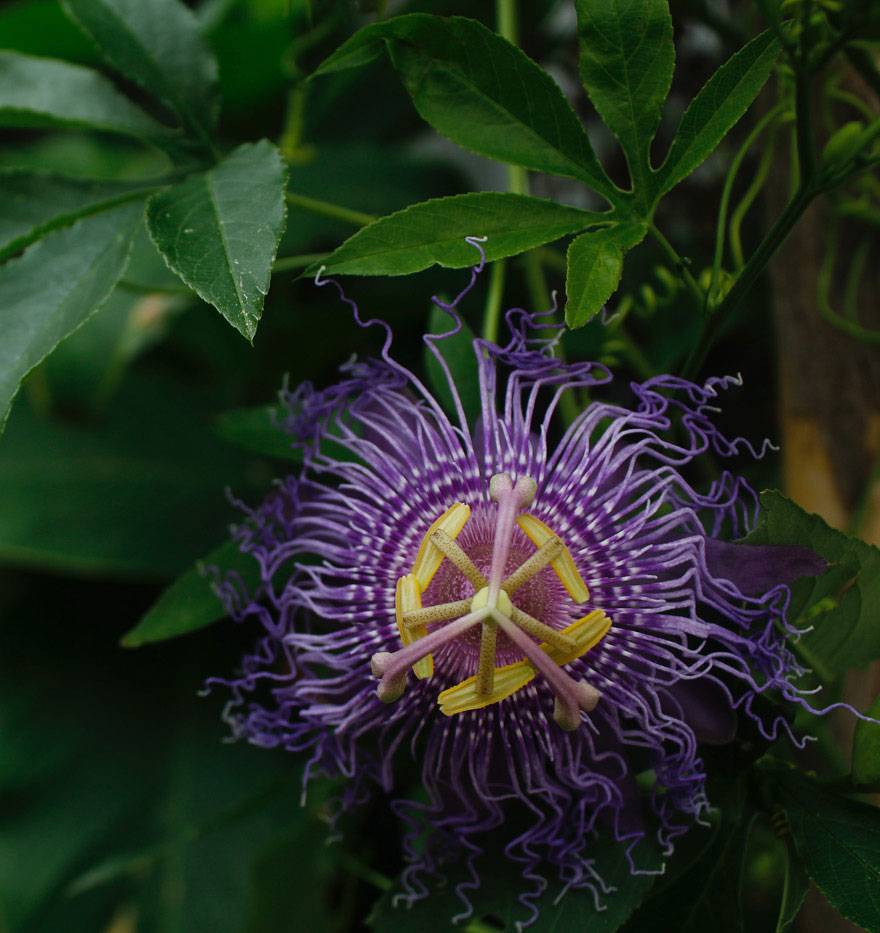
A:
[213,249,827,921]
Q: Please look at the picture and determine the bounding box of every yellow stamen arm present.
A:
[438,661,535,716]
[429,529,487,591]
[394,574,433,679]
[475,622,498,695]
[540,609,611,667]
[516,514,589,603]
[412,503,470,591]
[402,599,472,629]
[508,606,577,654]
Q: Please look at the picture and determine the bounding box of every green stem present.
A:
[729,126,780,271]
[482,259,506,343]
[647,224,705,310]
[682,184,817,379]
[284,191,375,227]
[272,252,329,274]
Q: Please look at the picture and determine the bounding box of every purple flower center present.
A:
[370,473,611,731]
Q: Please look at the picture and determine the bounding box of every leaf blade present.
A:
[146,140,287,341]
[316,192,606,277]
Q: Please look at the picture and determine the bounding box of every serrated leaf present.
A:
[565,222,646,327]
[368,832,658,932]
[62,0,220,143]
[316,193,606,277]
[742,490,880,677]
[0,49,169,137]
[0,169,156,260]
[0,200,143,431]
[768,768,880,933]
[314,15,617,202]
[655,31,780,201]
[121,540,260,646]
[575,0,674,212]
[424,304,481,425]
[146,140,287,341]
[853,693,880,785]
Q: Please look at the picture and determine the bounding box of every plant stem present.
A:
[272,252,329,274]
[482,259,506,343]
[284,191,375,227]
[647,224,705,310]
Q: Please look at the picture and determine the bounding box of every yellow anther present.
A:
[395,574,433,679]
[516,514,589,603]
[436,610,611,715]
[438,661,535,715]
[412,503,470,591]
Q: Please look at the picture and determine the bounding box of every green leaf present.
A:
[314,15,617,201]
[0,49,168,137]
[768,767,880,933]
[62,0,220,143]
[214,404,303,461]
[0,200,142,431]
[316,193,606,277]
[565,222,646,327]
[0,376,268,579]
[0,169,155,260]
[575,0,674,211]
[742,490,880,678]
[146,140,287,341]
[121,540,260,646]
[777,840,811,933]
[368,832,658,932]
[655,31,780,200]
[853,693,880,785]
[424,303,481,425]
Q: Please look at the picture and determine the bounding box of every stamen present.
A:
[430,529,487,591]
[509,606,577,654]
[412,503,470,591]
[542,609,611,667]
[476,622,498,695]
[395,575,433,679]
[402,599,472,628]
[493,612,601,731]
[516,513,590,603]
[438,661,535,716]
[372,608,488,702]
[502,537,564,595]
[487,474,537,604]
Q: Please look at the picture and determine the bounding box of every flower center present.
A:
[370,474,611,731]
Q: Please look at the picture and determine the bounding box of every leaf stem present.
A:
[284,191,375,227]
[272,252,329,274]
[647,224,705,310]
[482,259,506,343]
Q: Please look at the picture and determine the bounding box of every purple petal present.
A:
[704,537,827,596]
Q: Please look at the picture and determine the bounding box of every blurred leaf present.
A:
[147,140,287,341]
[768,767,880,933]
[0,200,143,431]
[777,840,811,932]
[369,833,658,932]
[655,31,780,201]
[742,491,880,678]
[0,0,98,61]
[0,376,268,579]
[121,540,260,647]
[62,0,220,144]
[565,222,646,327]
[314,15,618,201]
[424,303,480,425]
[214,404,302,461]
[575,0,674,212]
[316,193,605,276]
[0,49,169,137]
[0,168,155,260]
[853,693,880,785]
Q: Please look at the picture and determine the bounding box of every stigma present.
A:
[370,474,611,731]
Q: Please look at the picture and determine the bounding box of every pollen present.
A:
[372,475,611,730]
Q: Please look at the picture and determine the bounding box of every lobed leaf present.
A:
[0,201,142,431]
[146,140,287,341]
[655,31,780,201]
[565,222,646,327]
[575,0,674,211]
[62,0,220,143]
[316,192,606,277]
[315,14,617,201]
[0,169,155,260]
[768,768,880,933]
[0,49,168,137]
